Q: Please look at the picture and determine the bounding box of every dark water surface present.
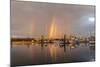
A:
[11,42,95,66]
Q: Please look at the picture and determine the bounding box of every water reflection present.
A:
[11,41,95,66]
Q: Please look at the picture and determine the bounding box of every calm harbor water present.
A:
[11,42,95,66]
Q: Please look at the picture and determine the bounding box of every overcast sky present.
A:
[11,1,95,38]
